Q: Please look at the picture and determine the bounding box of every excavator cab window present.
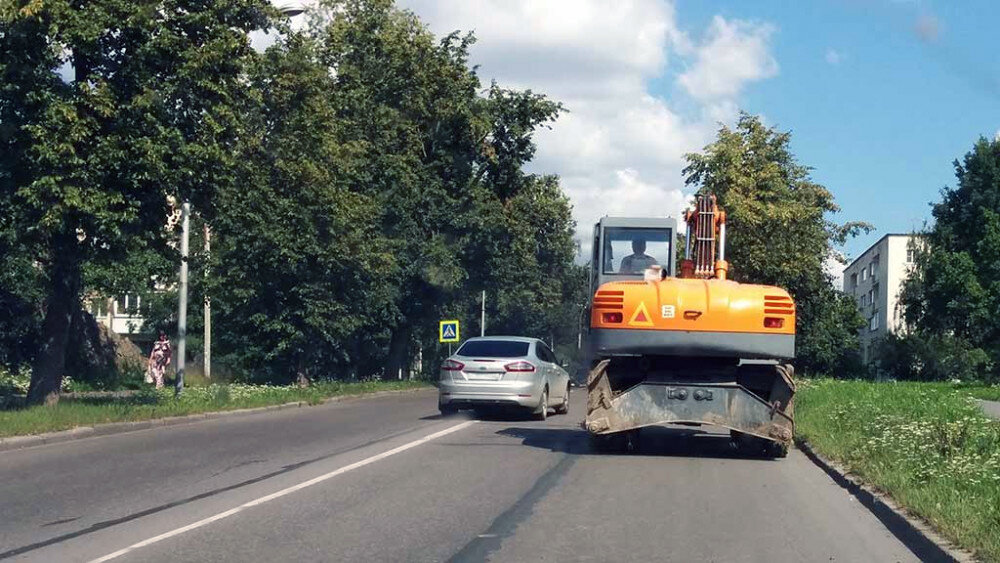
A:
[602,227,672,276]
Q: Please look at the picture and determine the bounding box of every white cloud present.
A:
[392,1,780,259]
[678,15,778,102]
[825,48,843,65]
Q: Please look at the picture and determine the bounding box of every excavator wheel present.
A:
[730,431,788,459]
[589,430,640,454]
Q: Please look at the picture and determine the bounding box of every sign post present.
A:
[439,320,460,357]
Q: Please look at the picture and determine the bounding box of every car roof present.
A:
[461,336,539,344]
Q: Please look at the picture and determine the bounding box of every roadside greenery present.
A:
[797,379,1000,561]
[0,380,429,438]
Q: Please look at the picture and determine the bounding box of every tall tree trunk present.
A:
[27,233,82,406]
[385,325,412,381]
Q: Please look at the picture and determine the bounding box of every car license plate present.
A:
[466,373,500,381]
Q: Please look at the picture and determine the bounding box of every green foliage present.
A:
[1,0,273,402]
[208,31,397,383]
[683,113,869,375]
[796,379,1000,560]
[895,138,1000,383]
[875,332,993,382]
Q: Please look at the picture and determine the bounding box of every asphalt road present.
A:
[1,389,928,562]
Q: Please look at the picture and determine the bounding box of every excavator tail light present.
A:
[764,317,784,329]
[602,312,623,324]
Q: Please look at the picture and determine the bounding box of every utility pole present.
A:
[480,290,486,337]
[203,223,211,380]
[176,202,190,396]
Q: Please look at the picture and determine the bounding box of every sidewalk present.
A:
[981,400,1000,419]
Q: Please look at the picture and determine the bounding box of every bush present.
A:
[875,332,994,383]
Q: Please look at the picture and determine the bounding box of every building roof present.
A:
[843,233,918,273]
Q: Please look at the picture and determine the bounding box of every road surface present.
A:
[1,389,929,562]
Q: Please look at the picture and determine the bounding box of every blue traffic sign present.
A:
[439,320,460,343]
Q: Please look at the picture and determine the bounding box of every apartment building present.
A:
[842,234,918,364]
[87,294,147,336]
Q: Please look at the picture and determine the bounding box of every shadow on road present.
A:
[497,425,780,461]
[422,408,534,422]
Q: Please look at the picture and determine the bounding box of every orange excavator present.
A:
[584,194,795,456]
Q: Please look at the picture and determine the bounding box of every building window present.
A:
[861,268,867,281]
[870,311,879,331]
[850,273,858,289]
[907,248,916,263]
[872,284,879,304]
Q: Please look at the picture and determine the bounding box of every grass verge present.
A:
[0,380,431,439]
[796,379,1000,561]
[963,384,1000,402]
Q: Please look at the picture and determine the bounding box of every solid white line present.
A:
[89,420,477,563]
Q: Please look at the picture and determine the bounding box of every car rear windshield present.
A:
[457,340,530,358]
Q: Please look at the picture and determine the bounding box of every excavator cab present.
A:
[589,217,676,293]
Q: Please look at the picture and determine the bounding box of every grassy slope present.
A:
[796,379,1000,561]
[0,380,431,438]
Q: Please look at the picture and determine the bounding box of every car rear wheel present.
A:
[534,388,548,421]
[439,404,458,416]
[555,384,570,414]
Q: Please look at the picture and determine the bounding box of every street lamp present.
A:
[274,2,306,16]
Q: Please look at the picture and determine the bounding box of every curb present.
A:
[0,386,434,453]
[795,439,975,563]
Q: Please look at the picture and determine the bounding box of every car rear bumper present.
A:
[439,379,543,409]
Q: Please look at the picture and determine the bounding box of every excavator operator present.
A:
[619,238,657,274]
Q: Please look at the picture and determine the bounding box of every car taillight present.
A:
[504,361,536,372]
[602,312,623,323]
[441,359,465,371]
[764,317,784,329]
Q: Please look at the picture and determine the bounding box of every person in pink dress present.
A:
[147,332,172,389]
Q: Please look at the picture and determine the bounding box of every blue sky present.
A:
[672,0,1000,258]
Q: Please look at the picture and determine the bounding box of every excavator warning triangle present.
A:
[629,302,654,327]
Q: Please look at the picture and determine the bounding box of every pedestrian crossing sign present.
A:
[439,320,460,343]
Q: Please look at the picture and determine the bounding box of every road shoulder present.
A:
[795,439,974,563]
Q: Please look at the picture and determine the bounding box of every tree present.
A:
[312,1,571,379]
[0,0,270,404]
[897,137,1000,382]
[683,113,869,375]
[208,33,396,384]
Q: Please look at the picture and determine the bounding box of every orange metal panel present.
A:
[590,277,795,335]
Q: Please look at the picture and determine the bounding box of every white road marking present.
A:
[89,420,478,562]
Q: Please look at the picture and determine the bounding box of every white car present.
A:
[437,337,572,420]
